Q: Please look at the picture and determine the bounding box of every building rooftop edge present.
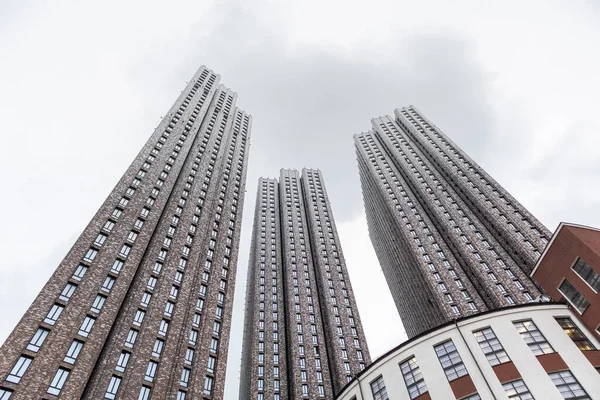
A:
[277,167,324,174]
[530,221,600,276]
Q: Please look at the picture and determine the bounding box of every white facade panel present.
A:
[335,304,600,400]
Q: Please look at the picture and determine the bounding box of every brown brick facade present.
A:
[300,169,371,393]
[239,170,371,400]
[0,66,252,400]
[355,106,549,338]
[532,223,600,341]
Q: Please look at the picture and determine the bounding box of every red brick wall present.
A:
[532,225,600,339]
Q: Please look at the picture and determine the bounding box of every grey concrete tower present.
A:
[239,169,370,400]
[355,106,550,338]
[0,66,251,400]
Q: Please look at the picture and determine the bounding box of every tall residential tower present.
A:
[355,106,550,338]
[240,169,371,400]
[0,66,251,400]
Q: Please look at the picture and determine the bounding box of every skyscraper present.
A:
[355,106,550,338]
[239,169,370,400]
[0,66,251,400]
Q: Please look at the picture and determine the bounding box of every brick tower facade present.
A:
[0,66,251,400]
[355,106,550,338]
[239,169,371,400]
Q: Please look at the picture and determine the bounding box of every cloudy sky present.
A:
[1,0,599,398]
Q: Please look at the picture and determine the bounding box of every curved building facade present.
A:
[335,303,600,400]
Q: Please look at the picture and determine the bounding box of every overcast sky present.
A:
[1,1,599,399]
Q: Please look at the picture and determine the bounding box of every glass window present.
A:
[27,328,50,352]
[6,356,33,383]
[185,348,195,365]
[180,368,190,387]
[204,376,213,395]
[59,283,77,302]
[159,320,169,336]
[147,276,157,290]
[101,276,116,292]
[549,370,590,399]
[555,318,596,350]
[125,329,138,348]
[473,327,510,366]
[503,379,533,400]
[0,389,13,399]
[572,257,600,292]
[105,376,121,399]
[513,320,554,355]
[84,248,98,262]
[210,338,218,353]
[153,262,163,274]
[91,294,106,313]
[400,356,427,399]
[370,375,388,400]
[94,233,108,246]
[318,384,325,397]
[73,264,88,281]
[502,379,533,400]
[64,340,84,364]
[558,280,590,313]
[112,208,123,219]
[189,329,198,345]
[133,310,145,326]
[134,219,144,230]
[152,339,164,358]
[47,368,70,395]
[116,351,130,372]
[164,301,174,317]
[78,316,96,337]
[434,340,468,381]
[111,260,124,274]
[144,361,158,382]
[127,231,138,243]
[119,244,132,258]
[138,386,151,400]
[174,271,183,284]
[207,355,216,373]
[44,304,64,325]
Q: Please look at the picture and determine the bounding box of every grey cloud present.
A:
[167,5,501,222]
[525,120,600,228]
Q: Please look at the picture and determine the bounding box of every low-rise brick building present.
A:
[532,222,600,341]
